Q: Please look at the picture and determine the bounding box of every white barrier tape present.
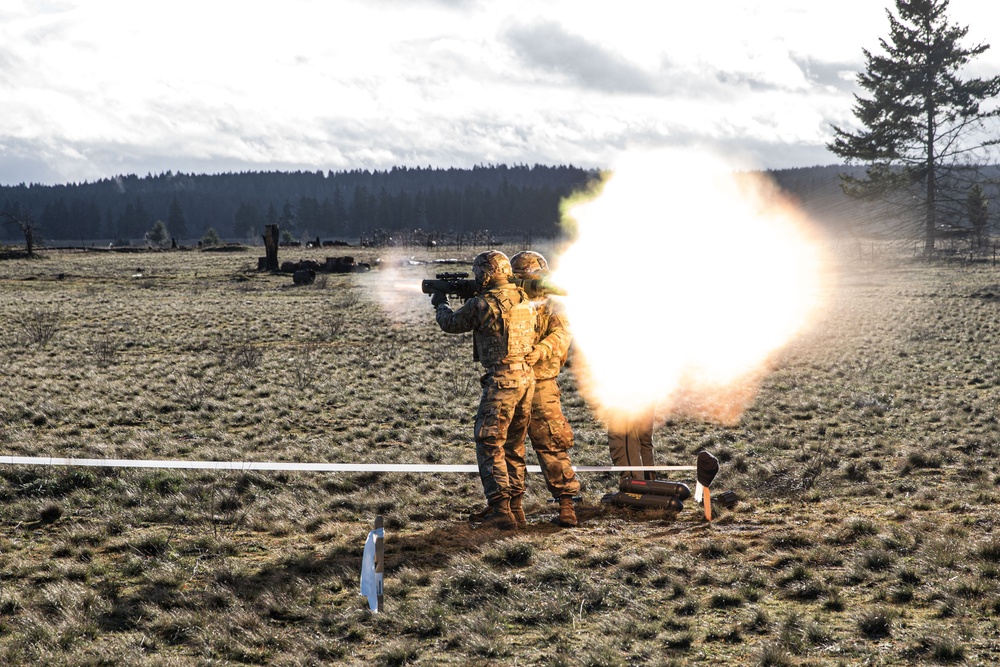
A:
[0,456,695,473]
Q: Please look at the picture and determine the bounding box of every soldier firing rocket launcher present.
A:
[421,272,568,301]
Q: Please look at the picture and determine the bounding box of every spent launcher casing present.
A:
[421,272,568,301]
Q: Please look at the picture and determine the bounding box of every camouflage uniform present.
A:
[524,289,580,500]
[512,251,580,528]
[434,252,536,519]
[607,405,655,482]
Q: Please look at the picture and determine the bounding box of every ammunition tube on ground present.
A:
[618,479,691,500]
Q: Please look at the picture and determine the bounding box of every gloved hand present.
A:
[430,290,448,307]
[525,345,547,365]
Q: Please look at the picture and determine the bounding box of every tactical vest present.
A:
[474,287,536,367]
[533,298,551,344]
[529,297,567,381]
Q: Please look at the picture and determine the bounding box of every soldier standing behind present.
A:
[510,251,580,528]
[430,250,536,530]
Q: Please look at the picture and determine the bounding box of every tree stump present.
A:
[263,224,279,271]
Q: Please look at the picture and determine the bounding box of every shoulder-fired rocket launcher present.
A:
[421,272,567,301]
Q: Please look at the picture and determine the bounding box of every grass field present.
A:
[2,242,1000,666]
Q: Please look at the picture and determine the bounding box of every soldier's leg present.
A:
[637,406,656,480]
[476,369,533,503]
[503,373,533,500]
[608,411,646,481]
[475,374,510,503]
[472,379,520,529]
[528,379,580,499]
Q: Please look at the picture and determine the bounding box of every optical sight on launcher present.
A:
[421,272,567,301]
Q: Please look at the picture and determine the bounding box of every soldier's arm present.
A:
[536,301,572,360]
[436,297,482,333]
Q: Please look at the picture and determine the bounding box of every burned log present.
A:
[324,256,371,273]
[293,269,316,285]
[278,256,371,275]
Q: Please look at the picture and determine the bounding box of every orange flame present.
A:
[552,150,827,425]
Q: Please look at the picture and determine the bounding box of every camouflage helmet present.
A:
[510,251,549,279]
[472,250,513,286]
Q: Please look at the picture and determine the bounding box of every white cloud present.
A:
[1,0,998,184]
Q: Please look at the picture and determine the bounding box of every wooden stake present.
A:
[703,487,712,522]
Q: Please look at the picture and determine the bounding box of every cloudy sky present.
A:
[2,0,999,185]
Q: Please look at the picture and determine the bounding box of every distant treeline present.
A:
[769,164,1000,239]
[1,163,996,245]
[0,164,597,244]
[769,164,875,233]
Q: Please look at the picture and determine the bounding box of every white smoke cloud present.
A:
[553,148,828,423]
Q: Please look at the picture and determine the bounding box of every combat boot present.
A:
[556,496,577,527]
[509,495,527,528]
[475,497,517,530]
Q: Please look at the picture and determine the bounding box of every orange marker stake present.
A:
[703,487,712,522]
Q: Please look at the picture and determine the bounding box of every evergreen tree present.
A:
[297,196,321,235]
[281,199,295,229]
[167,197,187,240]
[234,203,263,240]
[116,196,152,241]
[117,202,135,241]
[414,191,429,229]
[70,198,101,240]
[201,227,222,246]
[320,197,336,236]
[103,207,116,240]
[132,197,151,239]
[349,185,372,236]
[147,220,169,247]
[331,186,347,234]
[828,0,1000,254]
[42,198,70,240]
[375,187,392,230]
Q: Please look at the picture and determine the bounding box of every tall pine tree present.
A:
[828,0,1000,253]
[167,197,187,240]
